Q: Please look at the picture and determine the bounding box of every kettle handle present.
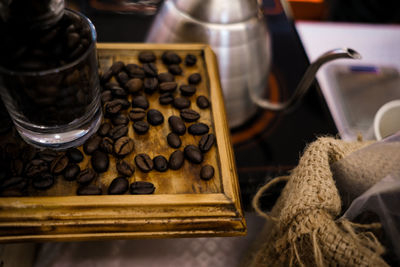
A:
[249,48,361,111]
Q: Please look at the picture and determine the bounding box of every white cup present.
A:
[374,100,400,140]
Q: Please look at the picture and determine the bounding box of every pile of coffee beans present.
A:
[0,50,216,197]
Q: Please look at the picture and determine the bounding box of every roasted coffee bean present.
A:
[168,64,182,75]
[199,133,215,153]
[77,168,97,184]
[116,160,135,177]
[109,125,129,140]
[138,51,156,63]
[111,114,129,126]
[104,81,120,90]
[129,108,146,121]
[114,137,134,157]
[32,173,54,190]
[125,78,143,94]
[159,82,177,93]
[162,51,182,65]
[101,90,113,103]
[153,155,168,172]
[188,123,209,135]
[130,181,155,195]
[169,150,184,170]
[159,93,174,105]
[196,95,210,109]
[108,177,129,195]
[131,95,149,109]
[104,100,123,115]
[37,149,58,162]
[184,145,203,164]
[147,109,164,126]
[67,148,84,163]
[110,61,125,74]
[173,97,190,109]
[179,84,196,96]
[68,44,84,60]
[77,184,102,195]
[200,165,214,180]
[25,159,48,178]
[116,98,131,110]
[100,137,114,154]
[10,159,24,176]
[185,54,197,66]
[158,72,175,83]
[180,109,200,122]
[98,122,112,137]
[100,69,113,84]
[125,64,145,79]
[109,85,127,99]
[143,77,158,94]
[188,73,202,84]
[167,133,182,148]
[133,121,149,134]
[143,63,158,77]
[20,146,37,164]
[0,176,27,191]
[135,153,153,172]
[50,154,69,175]
[83,135,102,155]
[91,150,109,173]
[63,163,80,181]
[117,71,130,85]
[168,115,186,135]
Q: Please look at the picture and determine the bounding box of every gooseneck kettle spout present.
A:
[249,48,362,111]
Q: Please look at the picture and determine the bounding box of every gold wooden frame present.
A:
[0,44,246,242]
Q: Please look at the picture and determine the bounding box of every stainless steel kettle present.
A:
[146,0,361,128]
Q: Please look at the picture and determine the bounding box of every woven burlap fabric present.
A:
[243,137,388,267]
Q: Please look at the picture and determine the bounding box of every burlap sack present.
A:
[243,137,388,267]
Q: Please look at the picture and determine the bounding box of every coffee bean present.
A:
[109,84,127,99]
[167,133,182,148]
[114,136,134,157]
[200,165,214,180]
[91,150,109,173]
[180,109,200,122]
[130,181,155,195]
[125,64,145,79]
[101,90,113,103]
[179,84,196,96]
[37,149,58,162]
[68,44,84,60]
[158,72,175,83]
[138,51,156,63]
[169,150,184,170]
[153,155,168,172]
[132,95,149,109]
[100,69,113,84]
[32,173,54,190]
[111,114,129,126]
[50,153,69,175]
[104,100,123,115]
[83,135,102,155]
[0,176,27,191]
[116,98,131,110]
[108,177,129,195]
[159,93,174,105]
[67,148,84,163]
[125,78,143,94]
[135,153,153,172]
[162,52,182,65]
[110,61,125,74]
[143,63,158,77]
[188,73,202,84]
[143,77,158,94]
[196,95,210,109]
[184,145,203,164]
[20,146,37,164]
[98,122,112,136]
[147,109,164,126]
[185,54,197,66]
[116,71,130,85]
[77,184,102,195]
[77,168,97,184]
[109,125,129,140]
[173,97,190,109]
[129,108,146,121]
[104,81,120,90]
[10,159,24,176]
[100,137,114,154]
[63,163,80,181]
[188,123,209,135]
[133,121,149,134]
[116,160,135,177]
[159,82,177,93]
[168,64,182,75]
[168,115,186,135]
[25,159,48,178]
[199,133,215,153]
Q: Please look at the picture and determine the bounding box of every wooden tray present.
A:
[0,43,246,242]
